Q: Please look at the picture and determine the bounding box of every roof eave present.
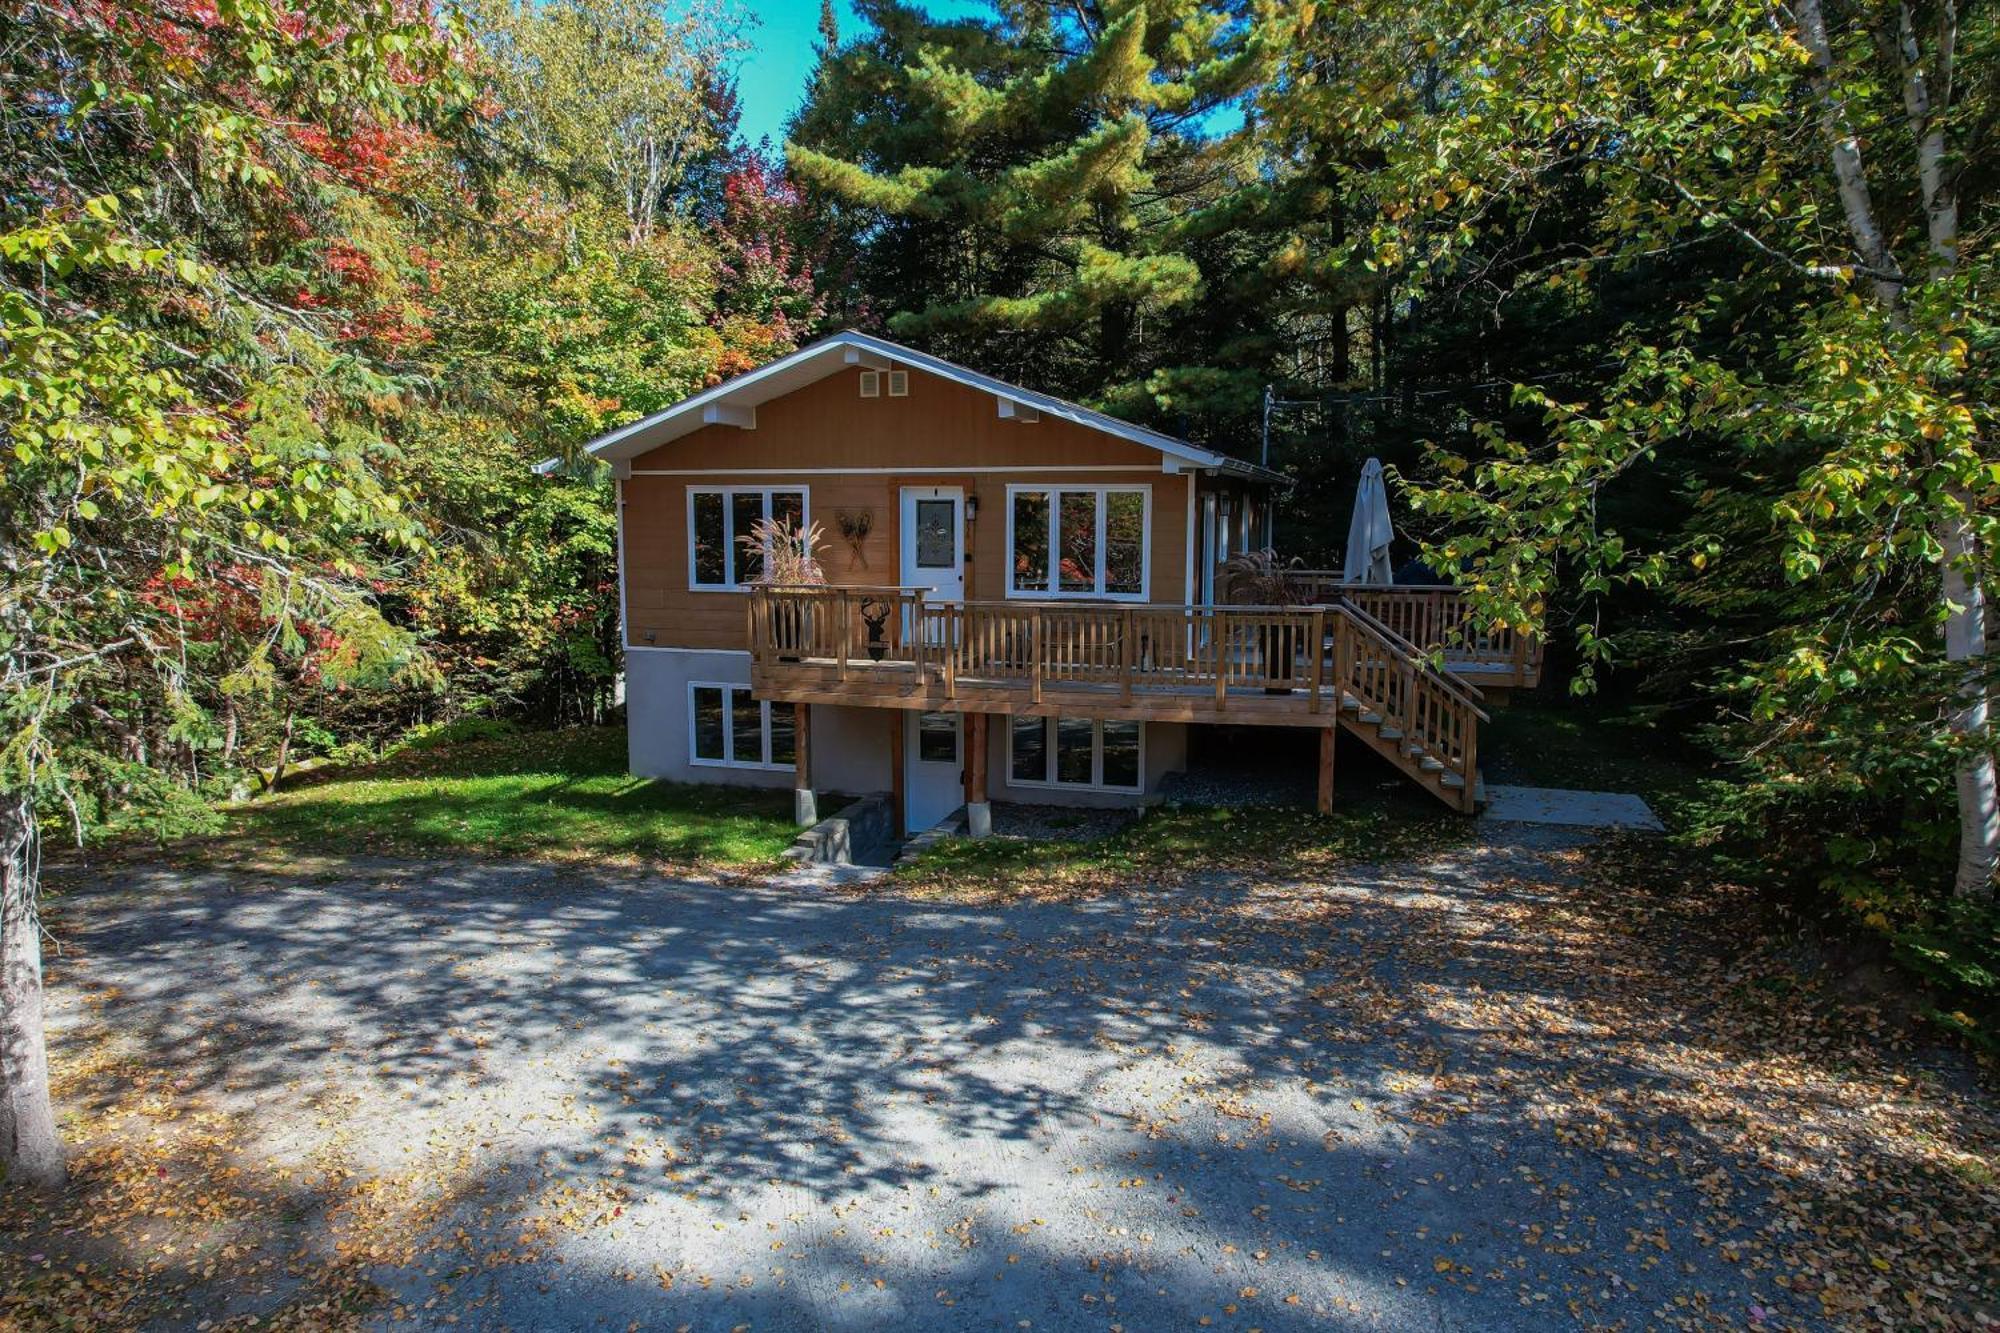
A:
[579,330,1288,484]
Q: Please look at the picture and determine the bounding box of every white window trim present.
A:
[686,486,811,592]
[687,682,795,770]
[1005,716,1145,793]
[1003,483,1151,601]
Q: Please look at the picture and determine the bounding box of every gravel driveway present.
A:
[21,826,1998,1332]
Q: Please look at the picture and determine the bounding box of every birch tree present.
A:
[1786,0,1997,898]
[1261,0,1997,899]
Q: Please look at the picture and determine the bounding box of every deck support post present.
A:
[1317,725,1337,815]
[964,712,990,838]
[793,702,816,827]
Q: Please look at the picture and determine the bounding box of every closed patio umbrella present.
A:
[1344,457,1395,584]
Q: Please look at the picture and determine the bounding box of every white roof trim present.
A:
[581,330,1281,483]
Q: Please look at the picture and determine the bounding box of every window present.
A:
[688,487,807,589]
[1012,491,1051,593]
[1009,715,1047,784]
[1006,486,1149,600]
[913,499,956,569]
[1007,716,1143,792]
[917,711,959,763]
[688,684,796,769]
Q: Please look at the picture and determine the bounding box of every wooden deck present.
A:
[747,586,1533,812]
[1284,573,1541,691]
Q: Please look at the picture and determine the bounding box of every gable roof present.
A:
[582,330,1285,484]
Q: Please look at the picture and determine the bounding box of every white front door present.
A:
[905,709,963,833]
[900,486,965,601]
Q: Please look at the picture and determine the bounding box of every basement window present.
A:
[1007,716,1142,792]
[689,683,796,769]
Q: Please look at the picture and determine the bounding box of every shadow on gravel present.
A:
[11,839,1996,1330]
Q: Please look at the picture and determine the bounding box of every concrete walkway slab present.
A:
[1481,783,1665,831]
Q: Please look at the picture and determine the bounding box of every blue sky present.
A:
[732,0,991,148]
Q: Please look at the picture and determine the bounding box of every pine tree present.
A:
[786,0,1255,417]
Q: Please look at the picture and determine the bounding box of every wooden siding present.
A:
[626,363,1176,472]
[621,365,1198,652]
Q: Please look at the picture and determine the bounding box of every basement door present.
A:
[905,709,964,833]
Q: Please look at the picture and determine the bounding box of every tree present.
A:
[473,0,748,245]
[709,145,833,371]
[787,0,1257,413]
[1,0,470,1188]
[1260,0,1996,898]
[400,7,824,732]
[403,190,733,726]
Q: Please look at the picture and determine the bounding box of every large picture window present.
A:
[688,487,807,589]
[689,683,796,769]
[1007,716,1143,792]
[1006,486,1148,600]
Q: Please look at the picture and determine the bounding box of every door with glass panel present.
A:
[905,710,964,832]
[899,486,963,647]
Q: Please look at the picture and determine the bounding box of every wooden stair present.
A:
[1328,609,1490,813]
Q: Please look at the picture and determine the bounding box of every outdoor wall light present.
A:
[965,493,980,520]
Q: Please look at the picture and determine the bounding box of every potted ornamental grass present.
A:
[744,516,828,659]
[1222,548,1310,689]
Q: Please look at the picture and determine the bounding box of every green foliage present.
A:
[2,1,469,844]
[471,0,745,243]
[1246,0,1999,1029]
[787,0,1265,417]
[4,0,817,847]
[1893,898,2000,1052]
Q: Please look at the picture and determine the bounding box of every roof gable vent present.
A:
[858,370,880,398]
[887,369,909,397]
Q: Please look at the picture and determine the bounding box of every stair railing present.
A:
[1330,604,1489,811]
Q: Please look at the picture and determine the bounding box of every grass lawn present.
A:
[893,792,1470,900]
[224,726,799,870]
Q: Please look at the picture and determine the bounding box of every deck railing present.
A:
[747,586,1490,802]
[749,586,1325,697]
[1284,571,1539,682]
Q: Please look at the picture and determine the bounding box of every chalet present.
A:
[585,331,1537,839]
